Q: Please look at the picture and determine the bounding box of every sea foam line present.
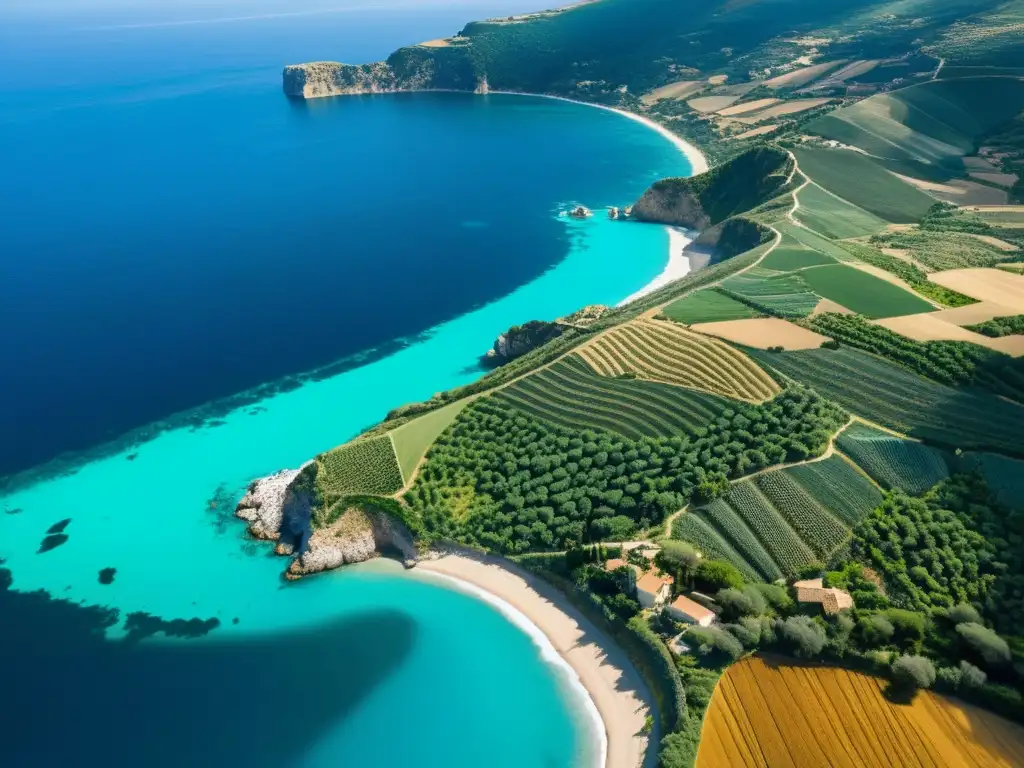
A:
[414,569,608,768]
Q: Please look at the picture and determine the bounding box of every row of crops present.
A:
[718,267,821,317]
[836,423,951,494]
[492,355,733,439]
[675,455,882,580]
[581,318,779,402]
[748,347,1024,456]
[317,434,405,498]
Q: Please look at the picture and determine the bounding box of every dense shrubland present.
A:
[405,388,846,553]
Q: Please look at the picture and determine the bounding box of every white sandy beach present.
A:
[414,553,656,768]
[618,227,694,306]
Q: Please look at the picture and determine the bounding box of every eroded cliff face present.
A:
[486,320,563,365]
[630,178,711,229]
[283,62,401,99]
[235,470,417,577]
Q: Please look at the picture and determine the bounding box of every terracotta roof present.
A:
[637,571,671,595]
[605,558,627,571]
[794,577,854,614]
[668,595,715,623]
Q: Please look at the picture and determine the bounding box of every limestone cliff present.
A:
[631,179,711,230]
[283,62,400,99]
[486,320,563,365]
[235,469,417,577]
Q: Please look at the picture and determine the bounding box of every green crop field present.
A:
[492,355,734,439]
[800,264,934,318]
[806,78,1024,171]
[748,347,1024,457]
[672,513,761,583]
[869,230,1021,272]
[776,221,858,262]
[696,498,785,582]
[793,182,887,240]
[759,233,836,271]
[663,288,761,324]
[579,318,780,402]
[755,471,852,559]
[837,423,951,494]
[318,435,405,497]
[792,147,936,223]
[960,452,1024,511]
[783,455,883,528]
[975,208,1024,227]
[391,398,471,482]
[680,457,874,580]
[720,267,820,317]
[723,481,816,575]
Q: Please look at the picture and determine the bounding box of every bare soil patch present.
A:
[689,95,741,113]
[930,301,1020,325]
[929,268,1024,309]
[708,74,729,85]
[895,174,1009,206]
[729,124,781,141]
[811,298,853,316]
[717,98,780,116]
[967,233,1019,251]
[873,313,1021,355]
[691,318,829,350]
[641,80,703,105]
[970,171,1019,188]
[735,98,832,122]
[418,38,451,47]
[764,61,845,88]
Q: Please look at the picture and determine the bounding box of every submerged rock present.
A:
[47,518,72,535]
[38,534,69,554]
[98,567,117,585]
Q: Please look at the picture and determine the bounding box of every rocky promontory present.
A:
[236,469,417,577]
[486,320,564,365]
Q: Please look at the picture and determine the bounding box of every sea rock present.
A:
[607,205,633,220]
[235,468,302,540]
[569,205,593,219]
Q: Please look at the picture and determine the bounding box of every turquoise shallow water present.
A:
[0,70,688,768]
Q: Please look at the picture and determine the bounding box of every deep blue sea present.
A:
[0,2,689,766]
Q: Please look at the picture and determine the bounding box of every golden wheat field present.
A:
[697,656,1024,768]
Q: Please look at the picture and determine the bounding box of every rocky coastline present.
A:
[235,470,417,578]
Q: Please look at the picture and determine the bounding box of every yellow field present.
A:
[698,656,1024,768]
[577,318,779,402]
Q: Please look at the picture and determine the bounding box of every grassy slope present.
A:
[391,399,471,482]
[760,234,836,271]
[792,147,936,223]
[793,182,887,239]
[748,347,1024,456]
[663,289,761,324]
[800,264,934,318]
[837,423,951,494]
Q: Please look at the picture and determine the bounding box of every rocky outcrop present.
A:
[608,205,633,220]
[558,304,610,328]
[287,505,418,578]
[568,205,593,219]
[631,178,711,229]
[235,468,302,540]
[283,62,400,99]
[486,320,564,365]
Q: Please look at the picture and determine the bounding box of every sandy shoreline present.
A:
[413,553,655,768]
[492,90,710,175]
[618,227,693,306]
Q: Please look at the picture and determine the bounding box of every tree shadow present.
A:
[1,568,416,767]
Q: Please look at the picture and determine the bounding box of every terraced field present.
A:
[678,452,878,578]
[318,434,405,498]
[837,423,951,494]
[792,146,936,223]
[749,347,1024,456]
[793,181,887,239]
[663,288,761,324]
[492,355,734,439]
[698,656,1024,768]
[800,264,935,318]
[719,267,820,317]
[578,318,779,402]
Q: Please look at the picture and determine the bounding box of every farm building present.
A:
[604,558,640,589]
[666,594,716,627]
[793,578,854,615]
[637,571,673,609]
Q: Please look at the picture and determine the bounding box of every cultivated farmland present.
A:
[719,267,821,317]
[663,289,761,325]
[792,147,936,223]
[960,452,1024,512]
[837,423,950,494]
[697,656,1024,768]
[800,264,935,318]
[794,182,886,239]
[578,318,779,402]
[677,454,878,578]
[759,234,835,271]
[692,318,828,351]
[493,355,734,439]
[318,434,405,497]
[748,347,1024,456]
